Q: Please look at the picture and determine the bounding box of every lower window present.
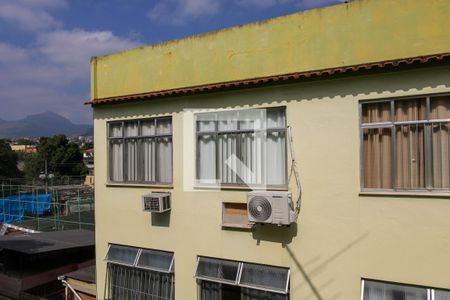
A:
[195,256,290,300]
[105,244,175,300]
[362,279,450,300]
[107,264,174,300]
[199,281,288,300]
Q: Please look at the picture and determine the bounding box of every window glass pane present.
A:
[363,280,427,300]
[125,139,139,181]
[142,120,156,136]
[218,133,238,184]
[362,102,391,123]
[197,113,216,132]
[430,96,450,120]
[218,111,238,132]
[157,118,172,135]
[266,131,286,185]
[363,128,393,189]
[395,98,427,121]
[431,122,450,189]
[195,257,240,284]
[241,288,288,300]
[198,135,217,183]
[143,138,156,182]
[395,124,426,189]
[435,289,450,300]
[110,141,123,182]
[239,109,263,130]
[125,121,139,137]
[239,263,289,293]
[106,245,139,266]
[237,132,263,185]
[199,281,241,300]
[106,263,174,300]
[157,137,173,183]
[267,108,286,129]
[109,123,123,137]
[136,249,174,273]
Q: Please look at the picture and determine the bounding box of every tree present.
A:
[0,140,21,179]
[23,135,88,179]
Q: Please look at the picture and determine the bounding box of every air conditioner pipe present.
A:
[287,126,302,217]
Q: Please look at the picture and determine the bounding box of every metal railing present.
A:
[0,181,94,232]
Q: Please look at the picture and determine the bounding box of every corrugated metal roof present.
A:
[87,53,450,106]
[0,230,94,255]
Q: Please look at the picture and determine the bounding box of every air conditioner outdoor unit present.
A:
[247,191,296,225]
[142,192,171,213]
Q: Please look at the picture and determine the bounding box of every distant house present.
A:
[10,144,36,153]
[83,148,95,176]
[89,0,450,299]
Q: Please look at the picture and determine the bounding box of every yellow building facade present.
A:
[91,0,450,299]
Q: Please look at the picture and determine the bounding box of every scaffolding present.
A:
[0,182,94,232]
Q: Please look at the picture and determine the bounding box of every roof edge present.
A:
[87,52,450,106]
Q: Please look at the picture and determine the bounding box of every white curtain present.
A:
[142,120,155,136]
[157,137,173,183]
[219,133,237,184]
[110,141,123,181]
[363,280,427,300]
[198,134,216,183]
[435,290,450,300]
[125,139,138,181]
[143,139,156,182]
[266,131,286,185]
[197,108,286,186]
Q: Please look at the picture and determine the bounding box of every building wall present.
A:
[90,0,450,100]
[94,65,450,299]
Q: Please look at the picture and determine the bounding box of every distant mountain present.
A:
[0,112,92,138]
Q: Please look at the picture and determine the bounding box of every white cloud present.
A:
[0,43,29,64]
[36,29,141,79]
[147,0,220,25]
[0,30,141,123]
[0,0,67,32]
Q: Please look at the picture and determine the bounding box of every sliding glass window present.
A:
[196,107,287,188]
[108,117,173,184]
[361,95,450,192]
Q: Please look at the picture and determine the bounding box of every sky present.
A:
[0,0,343,125]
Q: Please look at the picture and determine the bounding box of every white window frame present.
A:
[195,107,288,189]
[195,256,290,295]
[360,278,450,300]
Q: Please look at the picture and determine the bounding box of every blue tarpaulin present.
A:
[0,193,52,223]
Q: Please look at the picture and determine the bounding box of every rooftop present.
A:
[90,0,450,102]
[0,229,94,255]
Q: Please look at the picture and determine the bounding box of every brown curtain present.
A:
[363,97,450,190]
[395,98,426,121]
[395,125,425,189]
[362,102,391,123]
[431,96,450,189]
[362,101,392,189]
[364,128,392,188]
[394,99,426,189]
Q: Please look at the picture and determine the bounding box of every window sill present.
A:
[106,182,174,189]
[359,191,450,198]
[194,185,288,191]
[221,223,254,230]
